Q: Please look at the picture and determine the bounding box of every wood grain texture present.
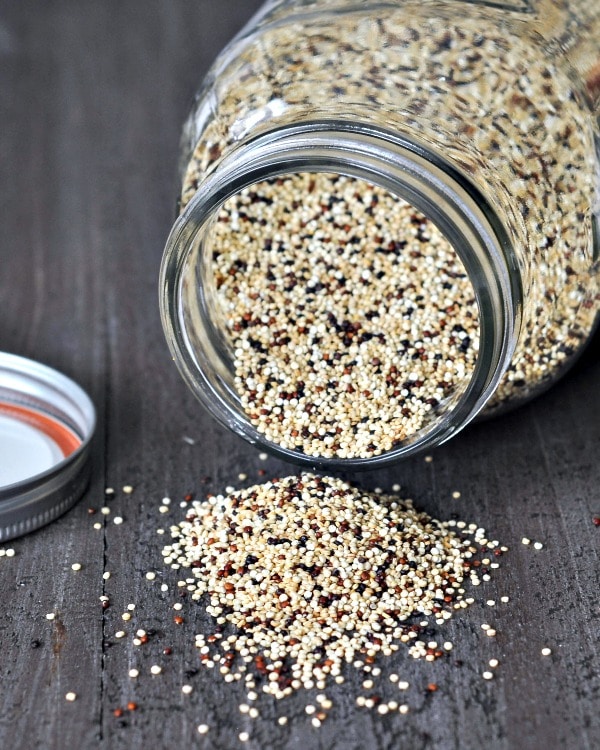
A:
[0,3,598,749]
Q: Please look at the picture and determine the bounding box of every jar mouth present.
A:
[160,121,520,468]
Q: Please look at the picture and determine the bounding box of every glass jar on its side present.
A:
[160,0,600,468]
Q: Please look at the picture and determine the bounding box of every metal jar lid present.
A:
[0,352,96,541]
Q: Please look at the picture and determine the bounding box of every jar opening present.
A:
[195,170,480,460]
[161,124,517,467]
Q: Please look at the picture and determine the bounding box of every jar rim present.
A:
[160,121,521,467]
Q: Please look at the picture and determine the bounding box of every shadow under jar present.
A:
[160,0,600,469]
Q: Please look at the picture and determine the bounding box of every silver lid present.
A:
[0,353,96,541]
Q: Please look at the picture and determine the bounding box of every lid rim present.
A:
[0,352,96,539]
[0,454,92,542]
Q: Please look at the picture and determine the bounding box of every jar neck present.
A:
[161,121,522,467]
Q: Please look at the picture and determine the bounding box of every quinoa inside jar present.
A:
[161,1,600,467]
[176,169,482,461]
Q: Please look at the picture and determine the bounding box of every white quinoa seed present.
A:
[542,647,552,656]
[197,724,209,735]
[71,563,82,571]
[150,665,162,675]
[65,692,77,702]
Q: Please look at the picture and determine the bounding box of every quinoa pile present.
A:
[212,173,479,458]
[162,473,503,701]
[181,5,599,437]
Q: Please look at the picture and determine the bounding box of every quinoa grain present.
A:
[179,7,599,457]
[162,473,502,701]
[211,173,479,459]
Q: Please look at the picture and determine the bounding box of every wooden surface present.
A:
[1,3,599,749]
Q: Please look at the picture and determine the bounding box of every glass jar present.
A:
[160,0,600,468]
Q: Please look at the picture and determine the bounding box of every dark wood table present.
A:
[1,3,599,748]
